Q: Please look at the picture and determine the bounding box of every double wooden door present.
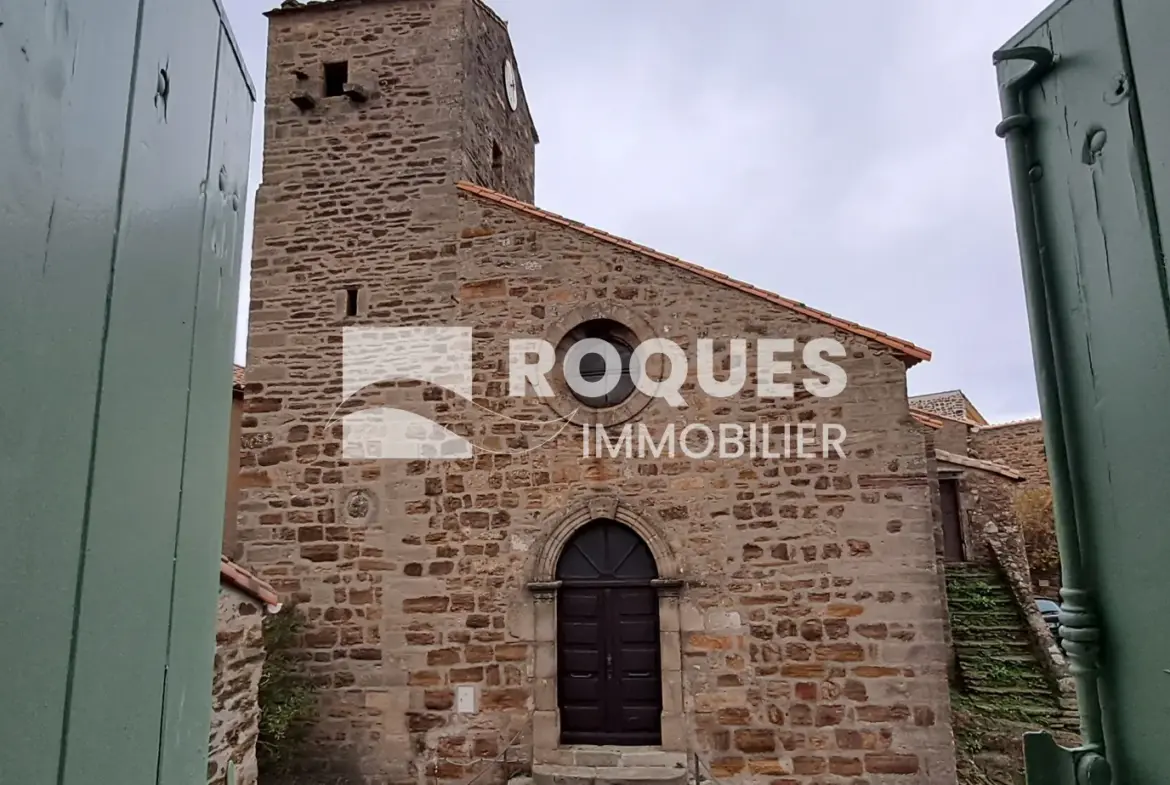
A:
[556,520,662,745]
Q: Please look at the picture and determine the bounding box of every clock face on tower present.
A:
[503,59,518,111]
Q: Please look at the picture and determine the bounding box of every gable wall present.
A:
[253,191,950,785]
[240,180,954,781]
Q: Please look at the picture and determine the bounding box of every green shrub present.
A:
[258,604,317,776]
[1014,487,1060,575]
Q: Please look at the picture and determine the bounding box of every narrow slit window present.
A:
[344,286,359,317]
[324,61,349,97]
[491,141,503,183]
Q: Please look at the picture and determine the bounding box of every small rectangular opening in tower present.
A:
[324,61,349,97]
[344,286,359,317]
[491,142,503,184]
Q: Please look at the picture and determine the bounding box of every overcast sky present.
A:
[225,0,1053,423]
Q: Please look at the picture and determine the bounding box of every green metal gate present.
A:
[0,0,253,782]
[996,1,1170,783]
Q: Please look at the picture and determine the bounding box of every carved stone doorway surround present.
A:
[527,497,685,763]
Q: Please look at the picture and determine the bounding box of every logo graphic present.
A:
[340,327,477,460]
[337,326,850,461]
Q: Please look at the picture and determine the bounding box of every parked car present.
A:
[1036,598,1061,640]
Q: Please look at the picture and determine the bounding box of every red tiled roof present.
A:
[456,182,931,366]
[233,365,246,390]
[911,410,944,429]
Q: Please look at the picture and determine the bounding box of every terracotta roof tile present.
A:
[233,365,246,390]
[220,556,281,609]
[910,410,944,429]
[456,182,931,366]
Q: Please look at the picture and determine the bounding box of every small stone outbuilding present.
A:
[209,557,280,785]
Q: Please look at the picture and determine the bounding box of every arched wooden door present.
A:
[556,519,662,745]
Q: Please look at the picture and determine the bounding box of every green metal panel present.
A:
[0,2,145,782]
[998,1,1170,782]
[63,0,223,779]
[0,0,254,782]
[1120,0,1170,285]
[157,26,254,785]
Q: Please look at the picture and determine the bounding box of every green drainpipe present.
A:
[992,46,1110,785]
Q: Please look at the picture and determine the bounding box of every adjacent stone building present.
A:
[909,396,1075,739]
[210,557,280,785]
[909,399,1056,597]
[908,391,987,427]
[238,1,958,782]
[208,368,281,785]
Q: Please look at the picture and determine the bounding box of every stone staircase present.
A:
[945,563,1078,732]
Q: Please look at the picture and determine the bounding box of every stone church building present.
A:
[239,0,957,782]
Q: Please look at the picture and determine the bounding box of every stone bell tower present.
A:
[243,0,538,780]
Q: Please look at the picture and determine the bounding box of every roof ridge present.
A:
[908,406,978,427]
[455,182,931,365]
[910,389,963,400]
[978,416,1042,430]
[934,449,1024,481]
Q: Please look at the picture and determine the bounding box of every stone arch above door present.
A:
[529,496,681,584]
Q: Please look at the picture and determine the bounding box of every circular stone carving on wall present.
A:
[542,304,661,428]
[345,489,373,521]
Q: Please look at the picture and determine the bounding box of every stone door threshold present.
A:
[533,747,688,785]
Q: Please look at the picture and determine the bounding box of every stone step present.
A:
[946,577,1005,589]
[950,623,1030,638]
[950,603,1015,613]
[951,615,1022,628]
[954,639,1033,652]
[961,668,1052,686]
[958,651,1042,664]
[944,562,998,574]
[965,684,1057,702]
[967,700,1061,720]
[952,638,1032,651]
[945,575,1005,587]
[533,764,688,785]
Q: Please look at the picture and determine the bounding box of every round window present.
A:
[557,319,639,409]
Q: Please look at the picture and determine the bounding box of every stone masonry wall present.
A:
[930,419,969,457]
[969,420,1060,596]
[460,0,537,202]
[948,467,1021,568]
[920,429,957,684]
[208,584,267,785]
[908,393,970,423]
[970,420,1047,487]
[241,179,958,783]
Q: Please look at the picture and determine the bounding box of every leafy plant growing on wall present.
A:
[1013,487,1060,575]
[258,604,317,777]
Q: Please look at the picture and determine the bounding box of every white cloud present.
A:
[223,0,1054,420]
